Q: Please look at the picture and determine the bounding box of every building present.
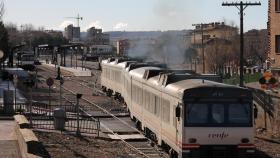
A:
[117,39,130,55]
[191,22,238,45]
[86,27,109,45]
[63,24,80,42]
[244,29,268,66]
[268,0,280,70]
[191,22,238,73]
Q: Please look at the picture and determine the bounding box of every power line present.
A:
[222,1,261,87]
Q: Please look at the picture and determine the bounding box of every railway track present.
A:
[36,65,169,158]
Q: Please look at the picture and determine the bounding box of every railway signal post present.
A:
[55,66,63,107]
[222,1,261,87]
[46,77,54,106]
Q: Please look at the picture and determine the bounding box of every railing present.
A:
[248,87,280,136]
[0,103,100,136]
[248,87,275,117]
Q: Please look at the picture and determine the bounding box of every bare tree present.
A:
[206,39,234,74]
[244,29,267,67]
[0,1,4,20]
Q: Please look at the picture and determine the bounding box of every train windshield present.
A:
[185,103,252,127]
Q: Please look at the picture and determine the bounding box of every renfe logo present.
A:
[208,132,229,140]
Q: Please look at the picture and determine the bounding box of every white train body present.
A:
[101,59,254,158]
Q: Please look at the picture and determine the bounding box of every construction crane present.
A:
[65,14,83,27]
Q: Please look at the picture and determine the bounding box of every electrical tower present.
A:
[222,1,261,87]
[65,14,83,27]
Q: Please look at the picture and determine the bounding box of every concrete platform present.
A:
[43,63,92,77]
[108,134,146,140]
[0,120,21,158]
[99,117,139,134]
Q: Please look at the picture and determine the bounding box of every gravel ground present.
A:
[255,133,280,158]
[35,130,280,158]
[34,131,133,158]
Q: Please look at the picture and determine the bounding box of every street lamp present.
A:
[81,46,84,70]
[70,47,73,67]
[75,47,78,69]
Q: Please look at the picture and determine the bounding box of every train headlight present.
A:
[188,138,197,143]
[241,138,250,143]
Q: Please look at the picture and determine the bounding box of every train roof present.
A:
[166,79,251,99]
[141,70,249,99]
[129,67,163,79]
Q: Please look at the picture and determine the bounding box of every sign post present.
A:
[13,75,18,107]
[59,78,64,107]
[46,77,54,106]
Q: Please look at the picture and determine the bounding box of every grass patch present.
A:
[223,72,262,85]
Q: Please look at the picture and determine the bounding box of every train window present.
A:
[137,87,139,103]
[162,100,170,123]
[143,90,146,107]
[135,86,138,103]
[211,104,225,124]
[137,86,140,105]
[187,104,208,124]
[155,96,160,117]
[103,68,106,77]
[173,105,177,127]
[149,94,155,113]
[139,87,142,105]
[228,104,250,124]
[109,70,112,80]
[106,68,108,77]
[21,55,34,61]
[148,93,151,111]
[144,91,148,110]
[132,85,136,102]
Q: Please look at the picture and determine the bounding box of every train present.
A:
[17,52,40,71]
[100,58,254,158]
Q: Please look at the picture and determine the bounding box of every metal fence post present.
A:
[97,117,100,137]
[29,86,33,127]
[76,94,82,136]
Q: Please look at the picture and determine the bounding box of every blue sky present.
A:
[3,0,267,32]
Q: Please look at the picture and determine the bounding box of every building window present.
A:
[276,35,280,54]
[276,0,280,12]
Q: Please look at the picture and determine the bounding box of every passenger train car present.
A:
[19,53,35,66]
[101,58,254,158]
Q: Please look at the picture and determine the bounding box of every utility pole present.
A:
[222,1,261,87]
[192,23,206,73]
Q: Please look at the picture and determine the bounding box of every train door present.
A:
[175,103,183,150]
[172,105,179,145]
